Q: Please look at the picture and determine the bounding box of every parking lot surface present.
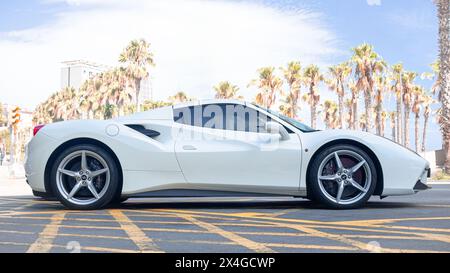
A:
[0,184,450,253]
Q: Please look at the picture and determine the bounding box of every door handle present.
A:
[183,145,197,151]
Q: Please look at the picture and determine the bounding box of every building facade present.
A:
[60,60,152,103]
[60,60,109,90]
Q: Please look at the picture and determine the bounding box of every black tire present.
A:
[50,144,120,210]
[111,197,129,205]
[308,144,377,209]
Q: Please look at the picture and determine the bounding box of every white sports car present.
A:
[25,99,430,210]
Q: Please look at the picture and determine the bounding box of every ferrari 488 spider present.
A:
[25,99,430,210]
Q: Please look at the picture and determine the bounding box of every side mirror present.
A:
[265,122,290,141]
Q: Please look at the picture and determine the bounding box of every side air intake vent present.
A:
[126,125,160,138]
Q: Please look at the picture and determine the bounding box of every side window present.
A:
[231,105,271,133]
[174,105,203,126]
[174,106,190,125]
[174,104,286,133]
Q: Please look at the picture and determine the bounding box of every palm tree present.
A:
[389,111,396,141]
[141,100,172,111]
[402,71,418,149]
[322,100,338,129]
[412,85,425,152]
[347,80,360,130]
[422,93,434,152]
[344,99,353,129]
[249,67,283,109]
[119,39,155,112]
[0,102,6,127]
[103,103,117,119]
[352,43,385,133]
[436,0,450,173]
[422,61,441,97]
[374,74,387,136]
[280,61,302,119]
[169,91,190,103]
[326,62,352,129]
[302,65,323,129]
[381,111,388,137]
[214,82,241,99]
[390,63,404,144]
[279,93,298,118]
[359,114,367,132]
[107,68,134,117]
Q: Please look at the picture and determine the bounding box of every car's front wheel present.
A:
[308,144,377,209]
[50,144,120,210]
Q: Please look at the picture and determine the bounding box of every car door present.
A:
[174,103,302,189]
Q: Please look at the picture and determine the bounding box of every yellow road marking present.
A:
[0,241,139,253]
[0,215,278,228]
[27,212,66,253]
[3,199,450,253]
[181,214,274,253]
[0,220,433,243]
[109,210,163,253]
[156,209,419,253]
[152,238,357,251]
[330,216,450,227]
[0,229,34,235]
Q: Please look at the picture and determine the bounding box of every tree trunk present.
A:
[348,107,353,130]
[375,108,382,135]
[338,95,344,129]
[339,83,345,129]
[404,105,411,149]
[415,113,420,153]
[396,100,402,144]
[309,85,317,129]
[437,0,450,174]
[135,78,141,112]
[391,120,396,141]
[311,104,317,129]
[353,100,359,130]
[364,89,372,133]
[422,114,429,152]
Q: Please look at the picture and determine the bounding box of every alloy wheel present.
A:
[317,149,372,205]
[56,150,110,206]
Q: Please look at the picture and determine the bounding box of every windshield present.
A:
[253,104,318,133]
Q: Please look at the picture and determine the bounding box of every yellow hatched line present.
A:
[0,221,434,243]
[27,212,66,253]
[330,216,450,226]
[181,214,275,253]
[109,210,163,253]
[0,241,139,253]
[155,209,422,253]
[0,215,278,228]
[151,238,357,251]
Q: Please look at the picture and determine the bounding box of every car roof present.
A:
[173,99,248,109]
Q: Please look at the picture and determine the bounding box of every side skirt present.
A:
[123,183,307,199]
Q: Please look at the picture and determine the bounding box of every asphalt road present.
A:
[0,184,450,253]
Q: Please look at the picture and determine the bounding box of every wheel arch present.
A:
[44,138,123,197]
[306,139,384,196]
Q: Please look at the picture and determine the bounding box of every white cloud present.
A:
[0,0,342,109]
[367,0,381,6]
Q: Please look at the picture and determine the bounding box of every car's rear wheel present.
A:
[308,144,377,209]
[50,144,120,210]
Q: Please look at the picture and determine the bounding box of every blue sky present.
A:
[0,0,439,72]
[0,0,442,150]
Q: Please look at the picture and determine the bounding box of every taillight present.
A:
[33,125,46,136]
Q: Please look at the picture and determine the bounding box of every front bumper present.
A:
[414,168,431,192]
